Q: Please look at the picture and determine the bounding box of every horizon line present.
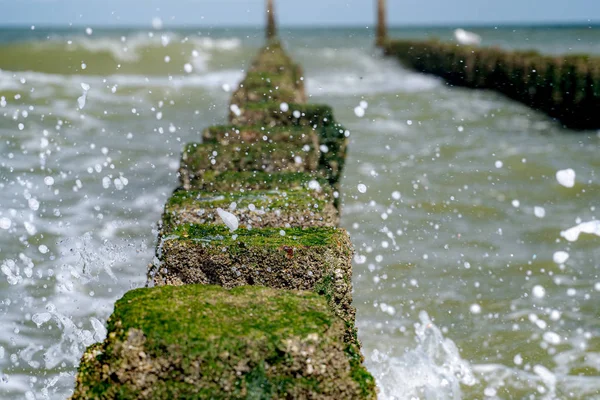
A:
[0,20,599,30]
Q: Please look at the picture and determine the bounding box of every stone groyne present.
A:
[383,39,600,130]
[70,40,377,399]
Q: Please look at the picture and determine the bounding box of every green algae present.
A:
[179,141,320,190]
[184,170,332,194]
[202,124,318,147]
[229,102,334,127]
[152,224,356,327]
[71,285,376,399]
[161,188,339,232]
[168,224,340,248]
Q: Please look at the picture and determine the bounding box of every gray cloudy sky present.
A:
[1,0,599,26]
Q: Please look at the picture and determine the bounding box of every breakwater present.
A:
[383,39,600,130]
[70,39,376,399]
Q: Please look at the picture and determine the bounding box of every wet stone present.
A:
[184,171,332,197]
[179,141,320,191]
[229,101,334,128]
[202,124,318,148]
[151,225,356,329]
[161,189,339,234]
[231,71,305,105]
[71,285,376,400]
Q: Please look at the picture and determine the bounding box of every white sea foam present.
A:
[0,68,243,100]
[561,220,600,242]
[556,168,576,188]
[61,33,241,64]
[303,49,440,96]
[367,311,476,399]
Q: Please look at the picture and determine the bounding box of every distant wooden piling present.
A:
[376,0,387,47]
[383,39,600,130]
[266,0,277,39]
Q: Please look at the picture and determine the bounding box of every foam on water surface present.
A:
[367,311,476,400]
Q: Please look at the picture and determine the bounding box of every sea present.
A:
[0,24,600,399]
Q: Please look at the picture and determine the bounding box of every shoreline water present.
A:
[1,26,600,399]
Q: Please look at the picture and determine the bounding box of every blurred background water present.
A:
[0,25,599,399]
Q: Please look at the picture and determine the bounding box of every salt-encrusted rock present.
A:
[202,124,318,148]
[71,285,376,400]
[161,189,339,234]
[231,70,305,105]
[229,102,334,128]
[184,171,332,198]
[152,225,355,330]
[226,103,348,189]
[179,142,320,191]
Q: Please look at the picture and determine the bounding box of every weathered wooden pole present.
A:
[266,0,277,39]
[376,0,387,47]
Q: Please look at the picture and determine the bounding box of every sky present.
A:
[1,0,599,27]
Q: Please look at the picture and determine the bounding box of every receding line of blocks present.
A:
[383,39,600,130]
[71,39,377,399]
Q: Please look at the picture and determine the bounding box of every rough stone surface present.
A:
[202,124,318,148]
[71,285,376,400]
[179,142,320,191]
[183,171,333,199]
[151,225,356,330]
[231,71,304,105]
[229,102,334,128]
[161,189,339,233]
[225,102,348,190]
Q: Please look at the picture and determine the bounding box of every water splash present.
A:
[368,311,476,400]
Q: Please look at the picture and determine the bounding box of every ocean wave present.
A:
[300,48,440,96]
[70,33,241,62]
[0,33,242,75]
[0,68,242,93]
[367,311,476,400]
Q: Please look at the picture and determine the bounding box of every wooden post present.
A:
[376,0,387,47]
[266,0,277,39]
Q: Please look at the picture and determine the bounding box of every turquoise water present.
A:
[0,25,600,399]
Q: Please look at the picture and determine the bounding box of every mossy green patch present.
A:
[71,285,376,399]
[161,189,339,232]
[185,170,332,194]
[242,40,306,103]
[225,103,347,187]
[167,224,338,247]
[231,84,301,105]
[179,141,320,191]
[201,124,318,148]
[229,102,334,127]
[151,224,356,328]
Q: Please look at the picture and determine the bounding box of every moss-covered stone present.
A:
[184,171,332,196]
[161,189,339,233]
[231,70,305,105]
[225,102,348,189]
[244,40,306,103]
[229,102,334,128]
[151,225,355,330]
[71,285,376,400]
[202,124,318,148]
[179,142,320,191]
[231,85,300,105]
